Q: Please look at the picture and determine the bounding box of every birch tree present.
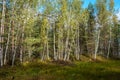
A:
[0,0,6,67]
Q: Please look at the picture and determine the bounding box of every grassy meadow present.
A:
[0,57,120,80]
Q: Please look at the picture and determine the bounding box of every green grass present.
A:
[0,60,120,80]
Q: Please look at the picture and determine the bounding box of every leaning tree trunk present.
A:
[12,24,19,66]
[64,26,70,61]
[4,20,11,65]
[94,29,100,60]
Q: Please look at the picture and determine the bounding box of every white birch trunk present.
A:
[107,26,112,59]
[53,23,57,60]
[4,20,11,65]
[0,0,6,66]
[94,29,100,60]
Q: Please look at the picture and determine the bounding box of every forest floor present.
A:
[0,57,120,80]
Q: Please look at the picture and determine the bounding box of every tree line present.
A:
[0,0,120,67]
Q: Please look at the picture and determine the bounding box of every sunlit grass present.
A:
[0,60,120,80]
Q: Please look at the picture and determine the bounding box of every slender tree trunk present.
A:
[107,26,112,59]
[20,48,23,63]
[67,43,71,61]
[12,23,20,66]
[11,0,17,64]
[57,36,60,60]
[12,37,18,66]
[20,25,24,63]
[46,27,49,60]
[46,40,49,60]
[53,23,57,60]
[60,39,64,60]
[64,27,69,61]
[4,20,11,65]
[0,0,6,67]
[28,35,32,60]
[57,28,62,60]
[77,26,80,60]
[94,29,100,60]
[28,49,32,59]
[12,46,17,66]
[41,44,45,61]
[11,20,15,61]
[59,29,64,60]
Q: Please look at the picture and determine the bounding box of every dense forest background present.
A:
[0,0,120,67]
